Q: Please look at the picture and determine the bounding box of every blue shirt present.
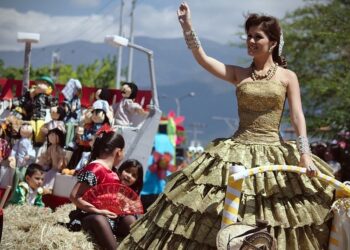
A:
[141,133,175,195]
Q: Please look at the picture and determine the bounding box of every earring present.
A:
[269,47,273,53]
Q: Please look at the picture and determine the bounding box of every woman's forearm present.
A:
[178,2,237,84]
[290,112,312,156]
[290,112,307,137]
[178,3,209,68]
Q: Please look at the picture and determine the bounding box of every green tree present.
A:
[57,64,77,84]
[0,59,4,76]
[94,55,117,88]
[75,56,117,88]
[32,66,51,79]
[0,55,121,88]
[1,66,23,79]
[283,0,350,136]
[76,60,99,87]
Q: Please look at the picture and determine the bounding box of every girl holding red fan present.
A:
[69,129,125,250]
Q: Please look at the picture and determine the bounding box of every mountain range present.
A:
[0,36,251,145]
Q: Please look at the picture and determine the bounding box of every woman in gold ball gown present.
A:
[118,2,334,250]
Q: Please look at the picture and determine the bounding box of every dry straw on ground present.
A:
[1,204,96,250]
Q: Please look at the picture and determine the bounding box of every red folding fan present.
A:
[82,183,144,215]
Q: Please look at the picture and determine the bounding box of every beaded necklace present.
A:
[251,62,278,81]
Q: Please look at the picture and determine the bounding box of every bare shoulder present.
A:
[232,65,252,84]
[277,67,299,87]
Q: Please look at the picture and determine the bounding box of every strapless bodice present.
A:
[233,80,287,144]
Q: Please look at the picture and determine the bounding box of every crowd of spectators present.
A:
[311,131,350,181]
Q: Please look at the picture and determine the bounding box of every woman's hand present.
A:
[177,2,192,31]
[299,154,318,177]
[98,209,118,219]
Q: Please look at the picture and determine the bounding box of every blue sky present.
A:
[0,0,305,51]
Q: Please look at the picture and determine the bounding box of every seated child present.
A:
[69,130,125,249]
[114,159,144,238]
[9,163,45,207]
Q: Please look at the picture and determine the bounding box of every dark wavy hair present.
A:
[56,106,67,121]
[122,82,138,100]
[47,128,65,148]
[117,159,144,194]
[88,131,125,163]
[245,13,287,68]
[97,88,112,103]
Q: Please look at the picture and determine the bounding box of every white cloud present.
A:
[0,8,116,51]
[133,5,179,38]
[132,0,306,44]
[0,0,305,51]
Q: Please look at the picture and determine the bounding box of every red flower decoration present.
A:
[148,152,176,179]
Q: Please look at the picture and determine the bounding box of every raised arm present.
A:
[286,69,318,177]
[177,2,240,85]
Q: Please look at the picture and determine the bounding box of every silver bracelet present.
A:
[183,29,201,49]
[296,135,312,155]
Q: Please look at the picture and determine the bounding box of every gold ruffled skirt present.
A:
[118,138,334,250]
